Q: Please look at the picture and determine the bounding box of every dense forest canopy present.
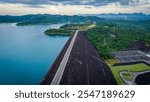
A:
[87,22,150,59]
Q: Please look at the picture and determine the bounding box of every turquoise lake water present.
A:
[0,23,69,85]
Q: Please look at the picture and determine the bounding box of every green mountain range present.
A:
[0,14,104,25]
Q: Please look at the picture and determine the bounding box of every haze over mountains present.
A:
[0,13,150,25]
[81,13,150,21]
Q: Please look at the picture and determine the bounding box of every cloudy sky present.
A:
[0,0,150,15]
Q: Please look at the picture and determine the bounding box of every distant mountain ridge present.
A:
[80,13,150,21]
[0,13,150,26]
[0,14,104,25]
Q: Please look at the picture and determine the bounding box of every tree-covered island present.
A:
[44,29,72,36]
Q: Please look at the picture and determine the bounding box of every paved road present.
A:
[51,31,79,85]
[41,31,117,85]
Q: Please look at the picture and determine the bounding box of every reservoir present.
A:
[0,23,69,85]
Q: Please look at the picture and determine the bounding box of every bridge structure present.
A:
[41,30,117,85]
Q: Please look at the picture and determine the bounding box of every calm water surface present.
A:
[0,23,69,85]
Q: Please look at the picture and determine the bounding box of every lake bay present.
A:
[0,23,69,85]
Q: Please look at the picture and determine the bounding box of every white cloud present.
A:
[0,2,149,15]
[119,0,150,6]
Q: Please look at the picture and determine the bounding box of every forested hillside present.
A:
[87,22,150,59]
[0,14,104,25]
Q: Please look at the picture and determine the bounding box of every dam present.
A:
[41,31,117,85]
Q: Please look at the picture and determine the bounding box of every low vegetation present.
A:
[107,63,150,85]
[122,73,133,81]
[44,23,96,36]
[44,29,72,36]
[60,23,96,31]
